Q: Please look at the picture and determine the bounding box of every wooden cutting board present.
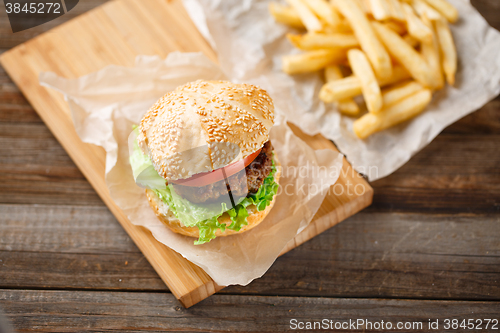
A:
[0,0,373,308]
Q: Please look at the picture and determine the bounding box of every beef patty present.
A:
[172,141,274,204]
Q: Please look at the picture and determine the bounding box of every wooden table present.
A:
[0,1,499,331]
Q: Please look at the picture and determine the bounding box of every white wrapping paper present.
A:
[183,0,500,180]
[39,53,344,286]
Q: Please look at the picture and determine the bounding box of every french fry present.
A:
[403,34,420,48]
[363,0,373,15]
[320,65,411,102]
[370,0,392,21]
[379,65,412,85]
[422,0,458,23]
[336,20,354,33]
[348,49,383,113]
[269,3,305,29]
[329,3,346,27]
[324,65,344,85]
[412,0,442,21]
[304,0,340,27]
[421,15,445,89]
[330,4,343,26]
[322,19,354,34]
[324,65,361,116]
[286,0,323,32]
[282,49,346,74]
[402,3,433,43]
[435,17,457,85]
[335,0,393,80]
[353,89,432,139]
[287,33,359,50]
[387,0,405,21]
[372,21,433,87]
[384,21,407,35]
[382,80,424,107]
[336,99,360,115]
[320,76,361,102]
[354,0,370,14]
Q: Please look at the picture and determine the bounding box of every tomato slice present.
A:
[170,148,262,187]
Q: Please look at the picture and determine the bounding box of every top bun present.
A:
[137,80,275,181]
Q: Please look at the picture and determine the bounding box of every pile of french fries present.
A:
[270,0,458,139]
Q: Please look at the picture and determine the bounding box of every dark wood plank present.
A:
[0,205,166,291]
[369,134,500,214]
[0,134,102,206]
[471,0,500,30]
[2,205,498,300]
[442,95,500,135]
[1,290,499,333]
[0,63,43,123]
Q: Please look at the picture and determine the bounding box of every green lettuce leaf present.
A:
[129,126,167,189]
[154,159,278,245]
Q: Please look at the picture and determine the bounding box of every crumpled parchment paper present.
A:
[39,53,344,286]
[182,0,500,180]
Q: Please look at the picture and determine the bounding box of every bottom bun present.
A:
[145,153,281,239]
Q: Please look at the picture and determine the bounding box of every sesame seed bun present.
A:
[137,80,275,181]
[145,153,281,239]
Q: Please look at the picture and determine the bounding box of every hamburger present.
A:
[129,80,280,244]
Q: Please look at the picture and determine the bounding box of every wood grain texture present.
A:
[1,204,498,300]
[0,0,372,307]
[1,290,499,332]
